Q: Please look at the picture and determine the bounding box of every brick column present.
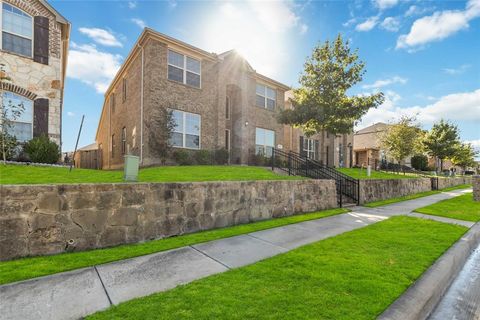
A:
[474,176,480,202]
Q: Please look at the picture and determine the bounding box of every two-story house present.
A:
[0,0,69,146]
[95,28,353,169]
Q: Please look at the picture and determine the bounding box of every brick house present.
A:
[96,29,353,169]
[0,0,70,146]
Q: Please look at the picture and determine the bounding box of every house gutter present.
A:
[139,44,144,165]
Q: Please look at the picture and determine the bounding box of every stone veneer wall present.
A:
[436,176,472,190]
[358,178,432,204]
[473,176,480,202]
[0,180,337,261]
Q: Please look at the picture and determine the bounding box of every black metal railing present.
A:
[271,149,360,206]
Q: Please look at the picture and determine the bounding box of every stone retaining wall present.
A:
[0,180,337,261]
[474,176,480,202]
[358,178,432,204]
[437,176,472,190]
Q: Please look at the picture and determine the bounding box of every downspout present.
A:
[139,44,144,165]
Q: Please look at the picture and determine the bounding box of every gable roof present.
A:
[355,122,388,135]
[39,0,69,24]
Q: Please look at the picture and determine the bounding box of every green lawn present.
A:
[0,208,347,285]
[88,216,466,320]
[364,184,472,207]
[0,164,301,184]
[337,168,417,179]
[415,192,480,222]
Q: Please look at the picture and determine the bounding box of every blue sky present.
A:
[53,0,480,155]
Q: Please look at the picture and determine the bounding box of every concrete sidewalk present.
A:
[0,189,470,320]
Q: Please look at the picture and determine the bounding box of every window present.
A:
[121,127,126,155]
[111,134,115,158]
[122,78,127,102]
[303,137,317,160]
[169,109,201,149]
[255,84,276,110]
[225,129,230,151]
[1,3,33,57]
[167,49,201,88]
[225,96,230,119]
[255,128,275,157]
[2,92,33,142]
[110,93,115,113]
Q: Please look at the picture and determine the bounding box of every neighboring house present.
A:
[96,29,291,169]
[353,122,412,167]
[283,91,353,167]
[0,0,70,146]
[73,143,101,169]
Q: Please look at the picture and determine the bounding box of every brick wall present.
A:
[0,179,337,260]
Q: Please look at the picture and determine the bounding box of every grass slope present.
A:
[0,164,300,184]
[0,208,347,285]
[337,168,417,179]
[364,184,472,207]
[415,192,480,222]
[88,216,466,320]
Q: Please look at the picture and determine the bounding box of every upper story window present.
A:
[169,109,201,149]
[1,3,33,57]
[256,84,276,110]
[167,49,201,88]
[2,91,33,142]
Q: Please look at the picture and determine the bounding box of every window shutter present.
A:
[299,136,306,157]
[34,16,49,65]
[33,98,49,137]
[314,140,320,160]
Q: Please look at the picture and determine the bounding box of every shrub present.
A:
[411,154,428,171]
[194,150,211,165]
[172,149,194,165]
[23,135,60,164]
[214,148,229,165]
[0,133,18,161]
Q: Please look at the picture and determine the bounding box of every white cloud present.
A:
[358,88,480,129]
[128,1,137,9]
[300,23,308,35]
[195,1,306,79]
[67,111,75,117]
[355,16,379,31]
[168,0,177,9]
[78,27,122,47]
[443,64,471,75]
[343,18,357,27]
[405,5,433,17]
[380,17,400,32]
[131,18,146,29]
[67,43,122,93]
[397,0,480,50]
[362,76,407,89]
[374,0,398,10]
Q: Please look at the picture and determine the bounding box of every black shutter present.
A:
[34,16,49,65]
[314,140,319,161]
[299,136,306,157]
[33,98,49,137]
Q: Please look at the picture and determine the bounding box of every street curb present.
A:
[378,222,480,320]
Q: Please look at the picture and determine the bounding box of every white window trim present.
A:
[167,49,202,89]
[255,127,275,155]
[171,109,201,150]
[2,92,33,142]
[0,1,34,58]
[303,137,316,160]
[256,84,276,110]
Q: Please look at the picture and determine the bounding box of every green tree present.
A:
[380,116,421,167]
[279,34,384,136]
[0,63,24,163]
[411,154,428,171]
[450,143,477,171]
[422,120,460,171]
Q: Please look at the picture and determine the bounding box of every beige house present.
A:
[0,0,70,146]
[96,29,353,169]
[353,122,412,167]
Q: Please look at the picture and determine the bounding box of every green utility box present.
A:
[124,155,140,182]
